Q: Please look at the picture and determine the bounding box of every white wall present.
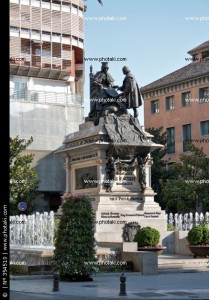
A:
[10,76,70,93]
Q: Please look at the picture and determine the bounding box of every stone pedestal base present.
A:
[93,192,167,246]
[56,118,167,249]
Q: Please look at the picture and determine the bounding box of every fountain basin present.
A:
[10,247,54,275]
[10,247,54,265]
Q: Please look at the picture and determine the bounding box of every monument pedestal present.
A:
[56,117,167,248]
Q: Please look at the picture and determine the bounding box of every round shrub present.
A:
[187,225,209,245]
[133,226,160,247]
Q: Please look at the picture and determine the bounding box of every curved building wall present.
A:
[10,0,84,81]
[10,0,84,211]
[10,75,84,192]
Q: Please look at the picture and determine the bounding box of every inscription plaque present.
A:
[75,166,97,190]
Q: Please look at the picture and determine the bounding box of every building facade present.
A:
[141,41,209,163]
[10,0,85,211]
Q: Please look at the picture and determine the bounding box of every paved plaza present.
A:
[10,270,209,300]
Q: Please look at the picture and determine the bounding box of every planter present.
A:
[137,247,167,256]
[189,245,209,258]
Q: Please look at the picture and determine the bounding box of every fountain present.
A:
[10,212,127,273]
[167,212,209,230]
[10,211,55,274]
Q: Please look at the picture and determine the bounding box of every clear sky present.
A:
[83,0,209,125]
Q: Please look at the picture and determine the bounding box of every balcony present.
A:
[10,88,82,106]
[10,60,71,79]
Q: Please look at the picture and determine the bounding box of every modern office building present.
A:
[10,0,85,211]
[141,41,209,163]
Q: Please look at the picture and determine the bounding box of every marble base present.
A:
[92,192,167,246]
[56,118,167,248]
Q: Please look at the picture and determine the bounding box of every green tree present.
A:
[145,127,177,208]
[51,193,96,280]
[10,136,39,215]
[161,144,209,213]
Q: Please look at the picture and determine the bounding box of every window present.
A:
[21,39,30,54]
[151,100,159,114]
[52,43,61,58]
[13,81,27,100]
[35,48,41,56]
[42,49,51,56]
[165,96,174,111]
[182,124,192,152]
[62,59,71,68]
[202,50,209,59]
[35,48,51,56]
[182,92,191,107]
[14,81,26,91]
[43,63,51,68]
[42,43,51,57]
[200,120,209,136]
[199,87,209,102]
[166,127,175,154]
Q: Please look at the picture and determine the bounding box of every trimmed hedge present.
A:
[187,225,209,245]
[133,226,160,247]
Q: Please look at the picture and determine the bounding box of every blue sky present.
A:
[83,0,209,125]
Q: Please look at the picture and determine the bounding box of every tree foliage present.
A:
[9,136,39,215]
[51,193,96,279]
[145,129,209,213]
[145,127,177,208]
[161,144,209,213]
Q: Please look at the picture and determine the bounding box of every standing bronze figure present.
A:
[118,66,142,118]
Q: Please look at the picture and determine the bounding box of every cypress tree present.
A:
[52,193,96,280]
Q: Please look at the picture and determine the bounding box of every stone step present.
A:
[158,255,209,273]
[158,268,209,274]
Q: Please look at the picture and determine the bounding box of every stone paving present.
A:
[10,271,209,299]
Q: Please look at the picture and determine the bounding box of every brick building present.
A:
[141,41,209,163]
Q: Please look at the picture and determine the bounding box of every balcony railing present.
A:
[10,89,82,106]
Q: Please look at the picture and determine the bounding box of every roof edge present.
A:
[140,72,209,93]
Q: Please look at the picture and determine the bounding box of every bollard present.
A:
[119,272,127,296]
[52,271,60,292]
